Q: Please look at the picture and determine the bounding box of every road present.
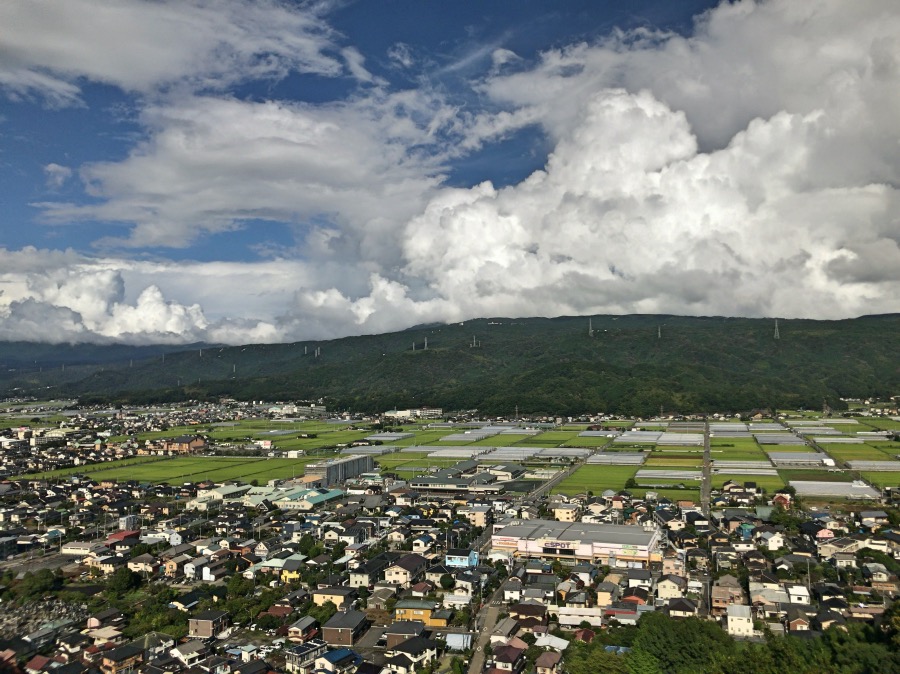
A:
[701,418,711,514]
[465,460,584,674]
[467,594,502,674]
[0,550,71,574]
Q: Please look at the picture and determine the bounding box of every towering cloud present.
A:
[1,0,898,344]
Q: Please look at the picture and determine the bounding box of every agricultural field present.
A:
[859,471,900,488]
[552,465,638,495]
[375,453,462,473]
[853,418,900,432]
[778,468,854,483]
[712,473,785,493]
[819,444,896,462]
[470,434,533,447]
[29,456,318,484]
[764,445,817,454]
[708,442,767,461]
[512,431,579,447]
[392,430,451,446]
[636,487,702,502]
[25,455,174,481]
[562,435,613,448]
[645,456,704,467]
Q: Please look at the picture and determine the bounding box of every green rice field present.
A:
[859,471,900,488]
[820,444,897,462]
[27,456,319,484]
[551,465,638,495]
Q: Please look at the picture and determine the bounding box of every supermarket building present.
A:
[490,519,663,568]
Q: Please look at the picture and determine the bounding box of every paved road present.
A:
[0,550,70,574]
[701,418,711,514]
[467,598,501,674]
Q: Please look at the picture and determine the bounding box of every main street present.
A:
[701,417,711,514]
[466,459,582,674]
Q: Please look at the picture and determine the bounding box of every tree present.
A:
[107,567,142,596]
[440,574,456,590]
[297,534,316,556]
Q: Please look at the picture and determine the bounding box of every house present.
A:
[384,621,426,649]
[162,435,207,454]
[284,640,328,674]
[490,617,519,645]
[393,600,449,628]
[349,553,397,587]
[493,644,526,673]
[170,641,209,668]
[726,605,753,638]
[100,644,143,674]
[313,587,358,609]
[786,606,810,632]
[288,616,319,643]
[127,553,158,576]
[314,648,362,674]
[667,597,698,618]
[385,554,428,588]
[322,610,368,647]
[656,575,686,600]
[595,582,620,607]
[711,575,745,616]
[384,637,441,674]
[188,610,228,639]
[553,505,580,522]
[368,587,397,611]
[509,603,547,630]
[445,548,479,568]
[535,651,562,674]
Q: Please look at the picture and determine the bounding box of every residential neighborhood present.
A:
[0,399,899,674]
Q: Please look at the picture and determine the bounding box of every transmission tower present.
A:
[774,319,780,340]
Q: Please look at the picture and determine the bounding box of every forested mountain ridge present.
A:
[1,314,897,416]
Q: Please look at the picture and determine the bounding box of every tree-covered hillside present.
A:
[1,314,897,416]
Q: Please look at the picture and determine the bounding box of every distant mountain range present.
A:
[1,314,897,417]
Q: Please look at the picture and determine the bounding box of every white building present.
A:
[726,604,754,637]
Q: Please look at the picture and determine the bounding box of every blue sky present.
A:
[1,0,899,344]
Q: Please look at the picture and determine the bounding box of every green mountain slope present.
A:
[1,314,897,416]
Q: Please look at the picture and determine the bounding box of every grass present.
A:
[552,465,638,495]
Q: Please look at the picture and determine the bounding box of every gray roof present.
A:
[494,518,657,546]
[324,610,367,629]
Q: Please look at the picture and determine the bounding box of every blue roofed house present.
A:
[314,648,362,674]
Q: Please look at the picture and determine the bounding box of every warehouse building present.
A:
[304,454,374,485]
[490,519,662,568]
